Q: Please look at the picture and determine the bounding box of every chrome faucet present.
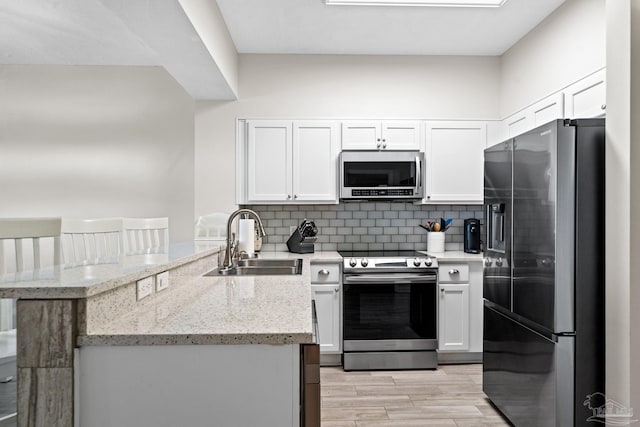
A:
[221,209,267,270]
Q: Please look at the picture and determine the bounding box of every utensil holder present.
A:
[427,232,445,253]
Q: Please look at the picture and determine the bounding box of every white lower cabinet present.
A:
[310,262,342,365]
[438,283,470,351]
[437,260,483,363]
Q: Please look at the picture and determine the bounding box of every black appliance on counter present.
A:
[339,250,438,371]
[287,219,318,253]
[483,119,605,426]
[463,218,481,254]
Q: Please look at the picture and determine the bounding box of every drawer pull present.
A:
[449,269,459,275]
[318,269,330,276]
[440,288,445,293]
[334,287,339,293]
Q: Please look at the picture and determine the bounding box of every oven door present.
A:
[340,151,424,200]
[343,272,437,351]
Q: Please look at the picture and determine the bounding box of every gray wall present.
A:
[0,65,195,242]
[245,203,483,253]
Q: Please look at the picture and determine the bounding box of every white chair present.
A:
[0,217,61,395]
[122,217,169,255]
[0,217,62,276]
[194,213,229,240]
[61,218,124,267]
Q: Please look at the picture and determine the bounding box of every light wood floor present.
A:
[320,364,512,427]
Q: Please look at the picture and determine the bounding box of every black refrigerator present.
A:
[483,119,605,426]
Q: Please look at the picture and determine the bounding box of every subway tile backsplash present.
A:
[243,203,484,253]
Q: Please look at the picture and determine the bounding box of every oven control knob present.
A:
[496,257,503,267]
[425,258,433,267]
[349,258,357,267]
[413,258,421,267]
[361,258,369,267]
[485,258,492,267]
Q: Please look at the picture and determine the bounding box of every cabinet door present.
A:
[502,111,532,139]
[530,92,564,128]
[312,285,341,354]
[293,121,339,202]
[424,121,486,203]
[382,121,420,150]
[438,283,470,351]
[341,121,381,150]
[564,68,606,118]
[247,120,292,202]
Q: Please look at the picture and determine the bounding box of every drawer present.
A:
[438,263,469,283]
[310,263,341,284]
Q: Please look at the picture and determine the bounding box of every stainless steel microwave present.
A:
[339,151,424,200]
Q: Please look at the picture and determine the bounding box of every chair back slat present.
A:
[123,218,169,255]
[61,218,123,267]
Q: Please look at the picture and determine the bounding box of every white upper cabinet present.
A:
[502,92,564,139]
[342,120,420,150]
[500,69,607,140]
[292,121,340,202]
[424,121,487,204]
[531,92,564,129]
[244,120,339,204]
[247,120,292,202]
[563,68,606,119]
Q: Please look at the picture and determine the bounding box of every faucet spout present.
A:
[222,209,267,270]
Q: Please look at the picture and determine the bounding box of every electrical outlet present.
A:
[156,271,169,292]
[137,276,154,300]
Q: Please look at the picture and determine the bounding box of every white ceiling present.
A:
[216,0,567,56]
[0,0,236,100]
[0,0,566,100]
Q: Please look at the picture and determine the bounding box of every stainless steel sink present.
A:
[204,258,303,276]
[237,259,301,268]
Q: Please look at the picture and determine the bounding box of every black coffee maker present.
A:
[464,218,481,254]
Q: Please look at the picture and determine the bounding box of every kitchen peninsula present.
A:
[0,243,340,426]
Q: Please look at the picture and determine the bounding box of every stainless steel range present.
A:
[339,250,439,371]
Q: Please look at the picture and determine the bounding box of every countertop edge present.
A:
[77,332,315,346]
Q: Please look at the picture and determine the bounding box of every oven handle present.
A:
[344,274,437,284]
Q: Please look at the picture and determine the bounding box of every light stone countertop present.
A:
[0,241,223,299]
[77,251,342,347]
[418,250,484,262]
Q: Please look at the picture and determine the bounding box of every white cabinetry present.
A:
[244,120,339,204]
[341,120,420,150]
[563,68,606,119]
[423,121,486,204]
[500,69,607,140]
[310,262,342,365]
[502,93,564,139]
[437,260,483,363]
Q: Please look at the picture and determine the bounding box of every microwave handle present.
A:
[416,156,422,189]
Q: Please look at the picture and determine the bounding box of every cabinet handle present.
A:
[334,287,340,293]
[382,142,387,149]
[377,138,381,142]
[601,104,606,110]
[294,195,298,199]
[287,195,291,199]
[449,269,459,275]
[318,269,330,276]
[377,143,381,148]
[440,288,445,293]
